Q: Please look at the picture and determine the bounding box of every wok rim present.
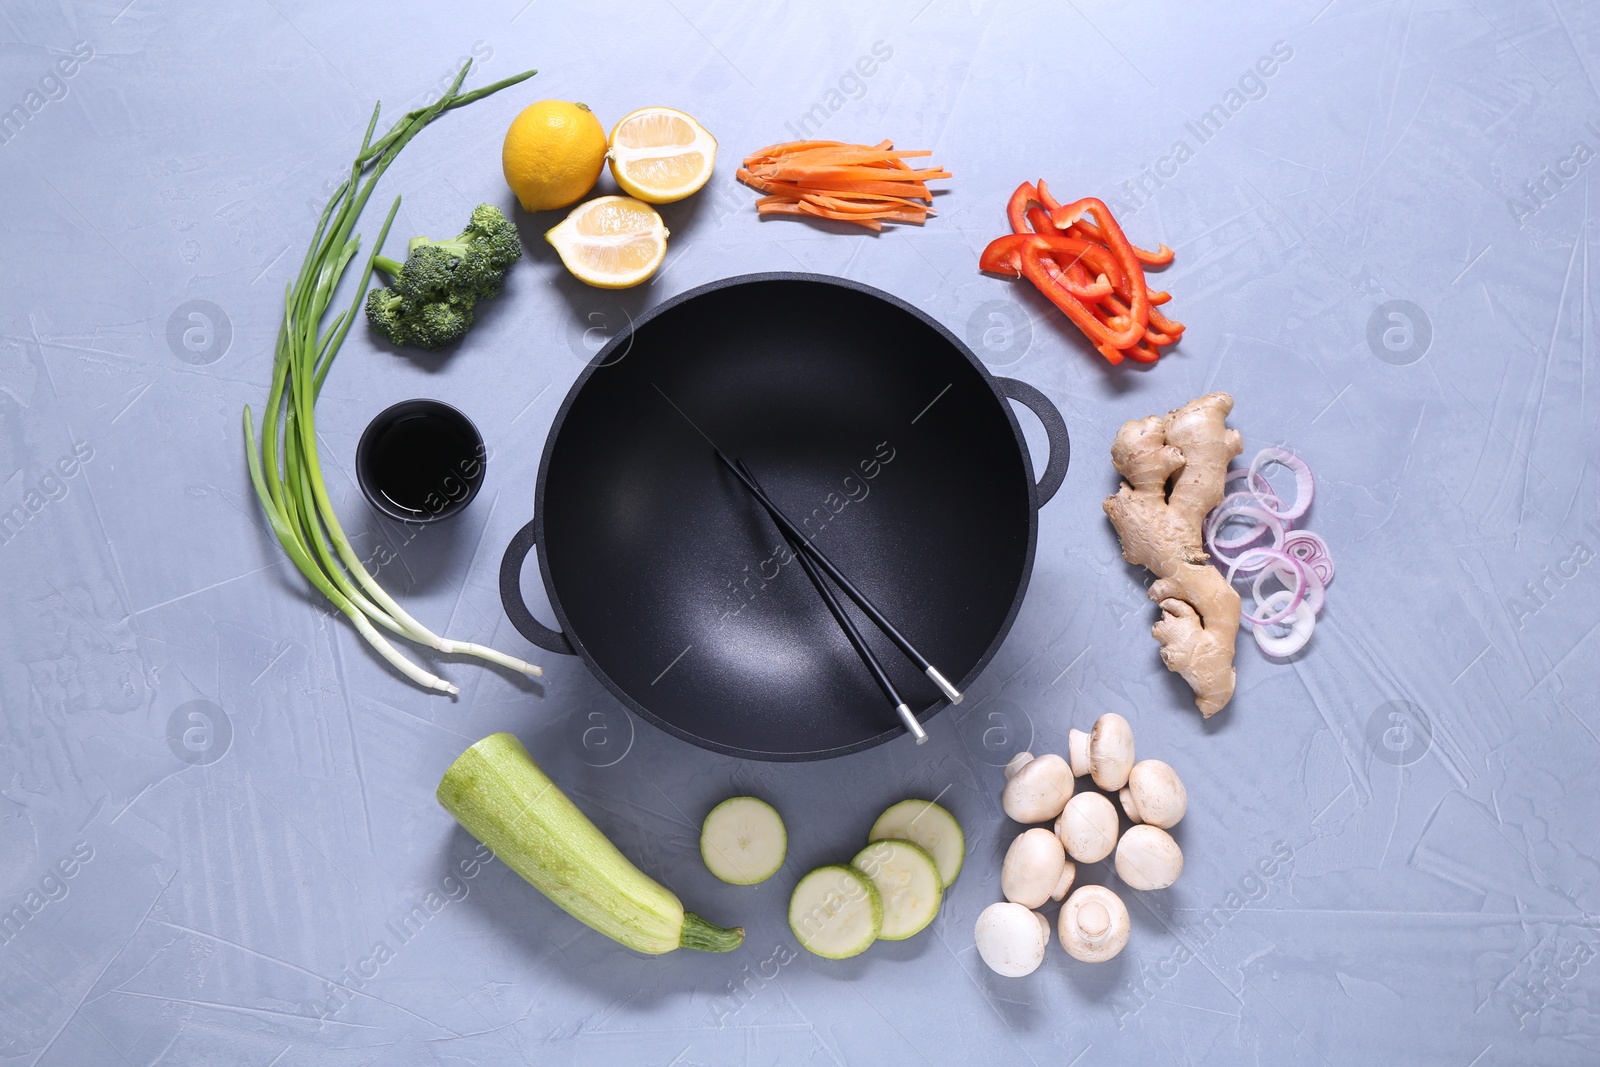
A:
[529,272,1045,761]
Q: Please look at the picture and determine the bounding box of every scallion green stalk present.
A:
[243,62,540,695]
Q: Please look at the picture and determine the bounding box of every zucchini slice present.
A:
[700,796,786,885]
[868,799,965,888]
[789,865,882,959]
[851,839,943,940]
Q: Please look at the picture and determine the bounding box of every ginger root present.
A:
[1103,393,1243,716]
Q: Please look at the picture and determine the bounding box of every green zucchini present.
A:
[436,733,743,954]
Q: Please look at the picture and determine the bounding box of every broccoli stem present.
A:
[373,254,407,277]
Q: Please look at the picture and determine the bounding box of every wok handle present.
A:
[995,377,1070,507]
[498,518,576,655]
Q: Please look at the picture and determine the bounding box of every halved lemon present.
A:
[545,195,669,289]
[607,107,717,204]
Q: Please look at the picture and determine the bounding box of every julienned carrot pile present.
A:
[979,181,1183,365]
[737,140,950,231]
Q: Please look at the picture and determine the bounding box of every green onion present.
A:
[243,62,540,695]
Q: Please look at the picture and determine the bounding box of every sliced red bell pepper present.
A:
[1043,183,1175,266]
[1051,197,1149,338]
[1019,242,1133,360]
[1007,182,1041,235]
[983,233,1120,300]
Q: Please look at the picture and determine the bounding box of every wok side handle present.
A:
[995,377,1070,507]
[498,519,576,655]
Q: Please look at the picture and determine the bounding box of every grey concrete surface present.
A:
[2,1,1598,1063]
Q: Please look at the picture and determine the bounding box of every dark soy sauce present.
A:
[356,400,486,523]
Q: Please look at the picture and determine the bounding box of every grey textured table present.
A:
[3,1,1598,1064]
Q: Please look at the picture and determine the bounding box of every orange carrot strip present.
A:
[751,164,944,184]
[800,192,928,213]
[743,140,850,159]
[749,175,933,200]
[794,202,884,230]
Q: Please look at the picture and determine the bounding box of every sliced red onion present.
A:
[1253,590,1315,657]
[1226,464,1278,505]
[1283,530,1334,586]
[1254,556,1324,616]
[1208,490,1285,549]
[1205,502,1286,571]
[1227,548,1306,625]
[1248,447,1313,522]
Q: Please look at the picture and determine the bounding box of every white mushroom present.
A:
[1114,824,1184,890]
[1067,728,1091,777]
[1051,859,1077,902]
[1119,759,1187,829]
[1003,750,1035,780]
[974,902,1051,977]
[1089,713,1135,791]
[1001,753,1074,823]
[1001,828,1068,909]
[1054,791,1121,863]
[1057,884,1130,963]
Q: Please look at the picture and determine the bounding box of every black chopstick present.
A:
[715,450,964,705]
[738,462,927,744]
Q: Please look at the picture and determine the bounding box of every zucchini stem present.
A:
[679,914,745,953]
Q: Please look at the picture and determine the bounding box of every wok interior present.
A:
[540,278,1034,758]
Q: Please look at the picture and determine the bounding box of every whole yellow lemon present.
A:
[502,100,608,213]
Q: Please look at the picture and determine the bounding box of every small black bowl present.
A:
[356,399,486,523]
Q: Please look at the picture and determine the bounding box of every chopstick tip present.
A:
[926,666,963,705]
[896,702,928,743]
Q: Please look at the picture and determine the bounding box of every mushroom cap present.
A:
[1054,791,1121,863]
[1067,728,1091,778]
[1003,750,1036,780]
[1089,713,1135,791]
[1124,759,1187,829]
[1001,754,1074,823]
[975,902,1051,977]
[1058,884,1130,963]
[1051,858,1077,902]
[1001,828,1068,909]
[1115,824,1184,890]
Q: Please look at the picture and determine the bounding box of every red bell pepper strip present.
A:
[1051,197,1149,338]
[1019,242,1135,358]
[1007,182,1041,235]
[980,233,1092,274]
[1147,304,1185,337]
[1123,337,1162,363]
[1100,293,1180,346]
[1041,182,1175,266]
[1009,186,1125,300]
[982,234,1119,300]
[1062,259,1113,299]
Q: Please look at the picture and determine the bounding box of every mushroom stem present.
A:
[1068,729,1090,778]
[1078,901,1110,940]
[1058,885,1130,963]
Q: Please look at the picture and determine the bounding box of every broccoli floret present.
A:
[365,204,520,350]
[364,287,475,351]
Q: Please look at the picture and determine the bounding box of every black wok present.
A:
[500,273,1068,760]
